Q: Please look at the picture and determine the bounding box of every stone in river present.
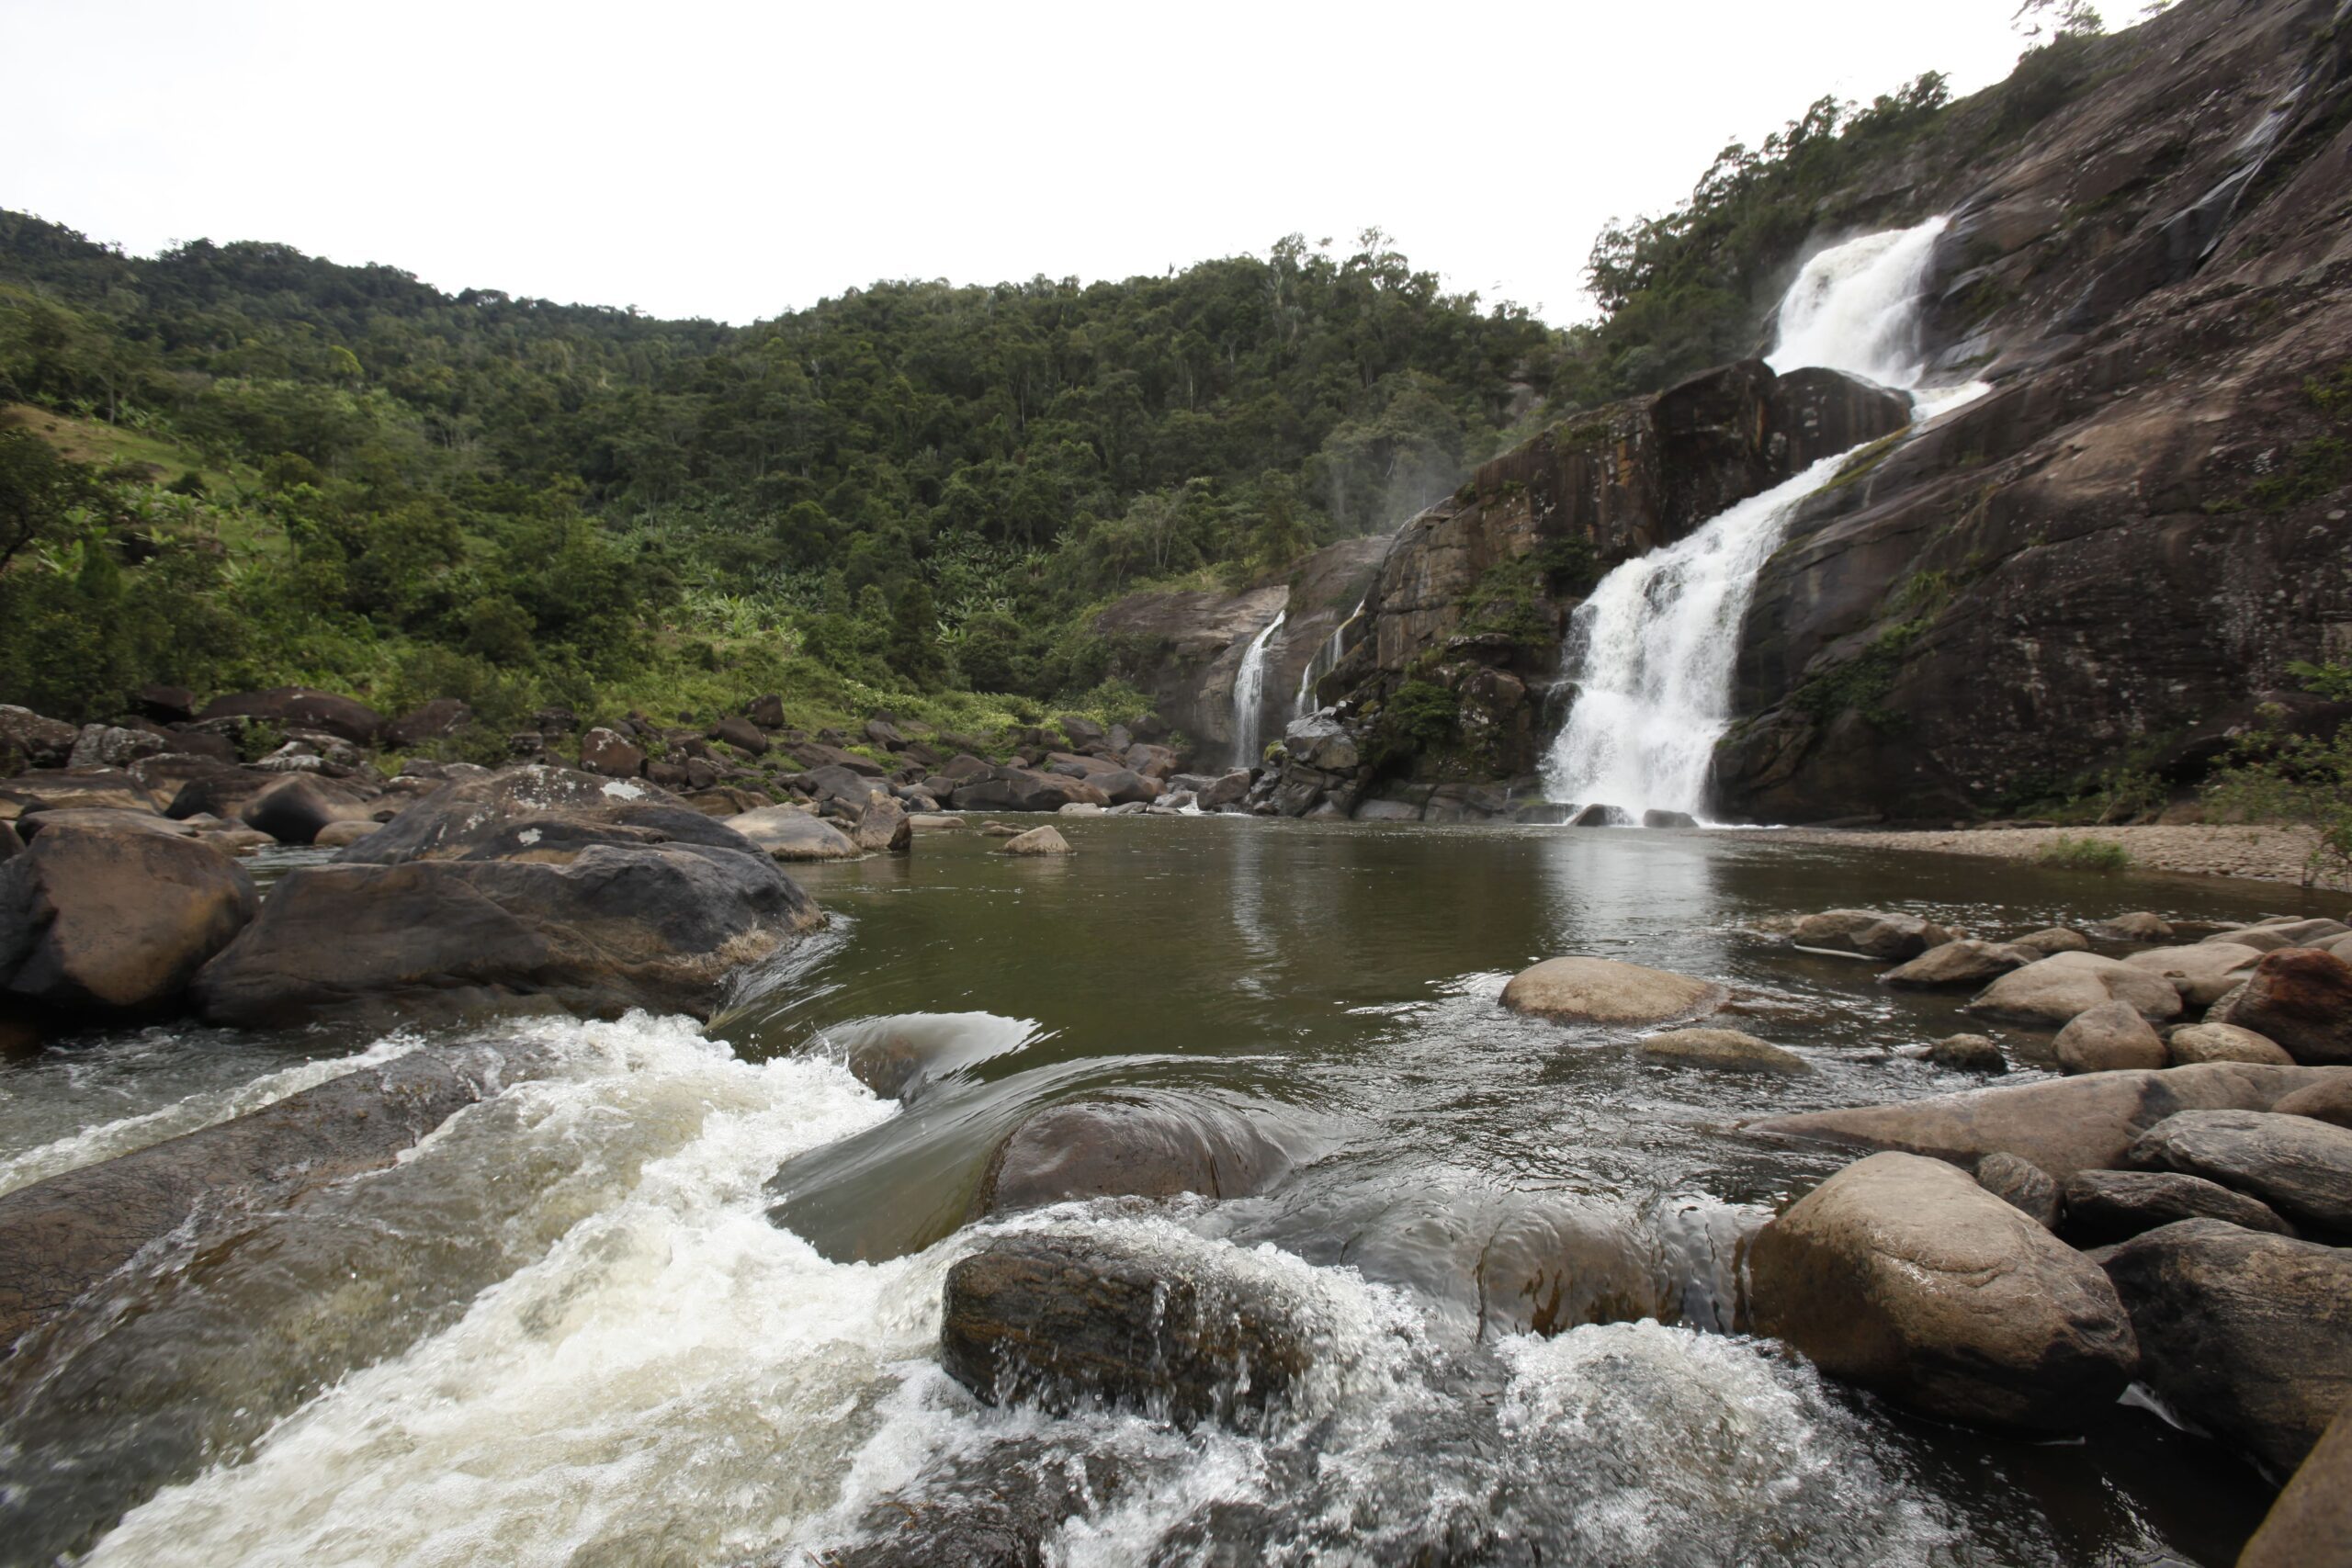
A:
[972,1091,1289,1216]
[2128,1109,2352,1235]
[2165,1021,2293,1066]
[1639,1028,1810,1074]
[2211,947,2352,1065]
[2120,942,2263,1007]
[1501,956,1727,1026]
[2059,1168,2292,1247]
[1926,1033,2009,1073]
[0,827,256,1021]
[1789,908,1955,961]
[2053,999,2168,1074]
[1965,951,2183,1029]
[2236,1404,2352,1568]
[1883,939,2036,988]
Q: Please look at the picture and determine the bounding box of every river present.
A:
[0,818,2325,1565]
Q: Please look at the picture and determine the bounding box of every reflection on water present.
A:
[2,818,2317,1565]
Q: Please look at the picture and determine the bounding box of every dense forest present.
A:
[0,40,2088,741]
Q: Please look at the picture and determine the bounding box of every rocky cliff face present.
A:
[1719,0,2352,820]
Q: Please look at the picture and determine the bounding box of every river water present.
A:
[0,820,2325,1566]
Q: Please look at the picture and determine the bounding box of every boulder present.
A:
[132,684,195,723]
[853,797,911,854]
[13,808,197,840]
[1976,1151,2062,1229]
[1124,742,1182,781]
[681,785,773,818]
[0,1042,532,1351]
[312,820,379,849]
[192,842,820,1032]
[67,724,167,769]
[1057,802,1103,818]
[1926,1033,2008,1073]
[2237,1404,2352,1568]
[0,829,256,1019]
[2093,912,2174,942]
[344,766,752,867]
[746,694,786,728]
[1883,940,2036,989]
[1,769,158,817]
[907,813,967,832]
[940,1234,1309,1429]
[0,705,80,772]
[2010,927,2090,957]
[973,1092,1289,1216]
[2166,1021,2293,1066]
[951,769,1110,815]
[2054,1000,2168,1075]
[239,775,378,846]
[800,763,889,810]
[1966,951,2184,1029]
[1790,908,1955,962]
[1089,769,1161,807]
[1641,808,1699,829]
[1056,715,1108,752]
[2059,1168,2291,1247]
[2273,1076,2352,1129]
[384,698,472,748]
[2120,942,2263,1008]
[1638,1027,1809,1074]
[1000,826,1072,856]
[161,761,282,822]
[1748,1153,2138,1429]
[577,726,645,779]
[729,807,858,862]
[1568,803,1632,827]
[1746,1062,2352,1179]
[2211,948,2352,1065]
[2129,1110,2352,1235]
[711,716,769,756]
[1193,770,1252,811]
[1501,957,1727,1026]
[2211,918,2351,951]
[195,686,384,745]
[1471,1203,1679,1337]
[2101,1219,2352,1475]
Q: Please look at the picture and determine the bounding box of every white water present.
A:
[1295,602,1364,718]
[1231,609,1284,767]
[1542,217,1982,820]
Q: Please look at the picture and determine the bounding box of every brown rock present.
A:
[2273,1076,2352,1129]
[2059,1168,2292,1247]
[2123,942,2263,1007]
[2237,1404,2352,1568]
[1790,908,1954,962]
[2214,948,2352,1065]
[1502,957,1727,1026]
[2129,1110,2352,1235]
[1927,1032,2009,1073]
[1748,1153,2137,1429]
[2010,927,2090,957]
[577,727,646,779]
[711,716,769,756]
[1966,951,2184,1029]
[1000,825,1073,856]
[728,807,858,862]
[973,1093,1289,1216]
[1976,1151,2062,1229]
[1639,1027,1809,1074]
[853,796,912,854]
[2055,999,2169,1074]
[0,829,256,1018]
[2166,1022,2294,1066]
[1884,939,2036,988]
[195,685,385,745]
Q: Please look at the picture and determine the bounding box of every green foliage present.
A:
[2202,661,2352,886]
[1787,619,1928,727]
[1532,536,1600,598]
[1456,558,1555,652]
[1374,679,1461,759]
[2036,834,2133,870]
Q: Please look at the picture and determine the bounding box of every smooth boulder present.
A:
[1501,957,1727,1026]
[1966,951,2183,1029]
[2121,942,2263,1007]
[999,826,1072,856]
[972,1092,1288,1216]
[728,807,856,862]
[853,797,912,853]
[1926,1033,2008,1073]
[1639,1028,1809,1074]
[2165,1021,2293,1066]
[344,766,752,866]
[2273,1076,2352,1128]
[0,829,257,1020]
[2101,1219,2352,1475]
[1790,909,1954,962]
[2129,1109,2352,1235]
[239,774,378,846]
[2212,947,2352,1065]
[939,1234,1309,1429]
[2054,1000,2168,1075]
[1748,1153,2138,1429]
[1883,940,2034,989]
[2059,1168,2291,1247]
[195,685,385,745]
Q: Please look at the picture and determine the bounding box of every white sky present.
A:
[5,1,2031,327]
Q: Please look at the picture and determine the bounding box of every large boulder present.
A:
[2053,999,2168,1075]
[1975,1151,2062,1229]
[1193,770,1252,811]
[729,807,858,862]
[853,797,912,853]
[195,685,385,745]
[342,766,750,866]
[2237,1404,2352,1568]
[1088,769,1161,807]
[1745,1063,2352,1179]
[1000,826,1073,856]
[0,829,257,1021]
[710,716,768,756]
[2128,1110,2352,1235]
[2211,948,2352,1065]
[972,1092,1290,1216]
[1965,951,2184,1028]
[2059,1168,2291,1247]
[0,705,79,773]
[193,841,820,1032]
[939,1234,1309,1429]
[1501,957,1727,1025]
[2121,942,2264,1008]
[950,769,1109,814]
[67,724,167,769]
[2101,1219,2352,1476]
[238,774,379,846]
[384,697,472,748]
[1790,909,1954,962]
[1883,940,2035,989]
[0,769,159,817]
[2165,1021,2293,1066]
[576,726,645,779]
[1747,1153,2138,1429]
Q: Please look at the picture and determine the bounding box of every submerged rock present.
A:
[1748,1153,2137,1429]
[1638,1028,1809,1074]
[1926,1033,2008,1073]
[0,829,256,1022]
[939,1234,1310,1429]
[729,807,857,861]
[999,826,1072,856]
[1472,1203,1679,1337]
[1883,939,2035,989]
[2092,912,2174,942]
[2059,1168,2291,1247]
[2101,1218,2352,1476]
[1965,951,2183,1029]
[972,1092,1289,1216]
[1501,957,1727,1026]
[2128,1109,2352,1235]
[1745,1062,2351,1179]
[1790,908,1954,962]
[2010,927,2090,957]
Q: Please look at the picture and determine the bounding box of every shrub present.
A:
[2037,834,2132,871]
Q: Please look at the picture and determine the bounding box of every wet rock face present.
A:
[2102,1218,2352,1476]
[0,829,256,1021]
[1716,0,2352,821]
[972,1094,1289,1217]
[1748,1152,2138,1430]
[939,1234,1311,1430]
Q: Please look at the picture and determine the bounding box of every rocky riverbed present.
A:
[1782,824,2343,891]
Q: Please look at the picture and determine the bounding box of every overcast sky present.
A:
[6,1,2031,327]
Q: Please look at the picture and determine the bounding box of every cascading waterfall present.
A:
[1295,602,1364,718]
[1540,217,1982,820]
[1231,610,1284,768]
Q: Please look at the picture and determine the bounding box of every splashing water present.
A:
[1295,602,1364,718]
[1231,610,1285,768]
[1543,217,1982,820]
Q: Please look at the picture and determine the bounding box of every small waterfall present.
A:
[1231,610,1284,768]
[1541,217,1979,821]
[1294,601,1364,717]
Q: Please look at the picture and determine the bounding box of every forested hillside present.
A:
[0,50,2046,739]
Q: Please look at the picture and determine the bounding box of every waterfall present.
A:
[1231,610,1284,768]
[1540,216,1980,821]
[1294,601,1364,718]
